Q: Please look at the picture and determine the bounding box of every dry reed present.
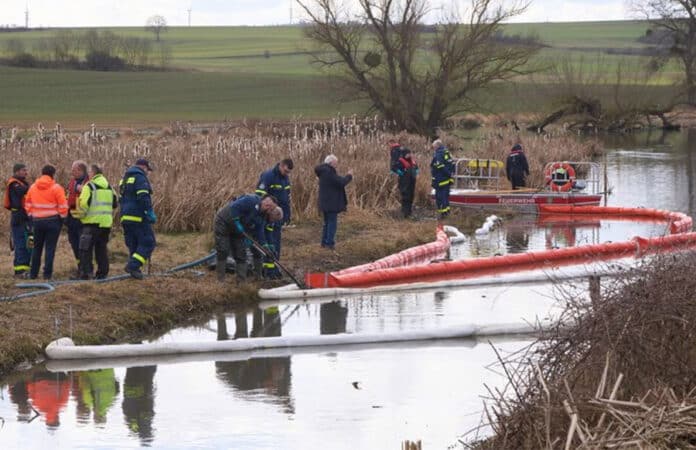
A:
[464,252,696,449]
[1,117,601,233]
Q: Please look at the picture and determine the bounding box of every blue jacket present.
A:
[315,163,352,213]
[430,145,454,188]
[227,194,269,244]
[255,164,291,222]
[119,166,153,223]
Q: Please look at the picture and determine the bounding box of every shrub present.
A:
[85,51,125,71]
[9,52,37,67]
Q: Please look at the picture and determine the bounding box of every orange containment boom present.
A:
[538,205,693,234]
[305,206,696,289]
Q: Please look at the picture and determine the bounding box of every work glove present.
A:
[145,209,157,224]
[263,243,275,254]
[414,168,419,176]
[234,219,244,234]
[243,238,252,248]
[396,169,404,176]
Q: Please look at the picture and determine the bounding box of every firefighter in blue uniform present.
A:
[430,139,454,218]
[214,194,283,283]
[255,159,293,279]
[119,159,156,280]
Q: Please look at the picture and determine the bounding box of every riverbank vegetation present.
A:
[466,253,696,448]
[0,118,601,233]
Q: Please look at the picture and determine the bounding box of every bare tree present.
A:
[632,0,696,104]
[146,15,168,42]
[297,0,540,135]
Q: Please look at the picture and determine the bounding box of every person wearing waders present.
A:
[505,143,530,190]
[24,165,68,280]
[214,194,283,283]
[4,163,31,278]
[430,139,454,219]
[395,148,419,218]
[255,158,293,279]
[119,158,156,280]
[74,165,117,280]
[65,160,89,276]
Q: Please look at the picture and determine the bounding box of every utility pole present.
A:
[187,8,192,27]
[25,3,29,29]
[289,0,293,24]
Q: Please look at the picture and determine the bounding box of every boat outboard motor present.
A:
[572,179,587,191]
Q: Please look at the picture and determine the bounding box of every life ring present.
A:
[544,162,576,192]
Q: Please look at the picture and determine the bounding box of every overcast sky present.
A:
[2,0,631,28]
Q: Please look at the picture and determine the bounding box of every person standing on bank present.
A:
[214,194,283,283]
[395,148,419,218]
[75,165,117,280]
[24,165,68,280]
[66,160,89,274]
[119,159,156,280]
[255,158,293,279]
[315,154,353,250]
[430,139,454,219]
[4,163,31,278]
[505,143,530,190]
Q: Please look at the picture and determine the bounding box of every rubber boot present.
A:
[216,258,226,282]
[236,262,248,284]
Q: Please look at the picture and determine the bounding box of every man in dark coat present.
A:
[395,148,419,218]
[505,143,530,190]
[314,154,353,250]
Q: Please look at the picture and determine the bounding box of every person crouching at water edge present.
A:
[315,154,353,251]
[74,165,118,280]
[214,194,283,283]
[430,139,454,219]
[119,158,156,280]
[24,165,68,280]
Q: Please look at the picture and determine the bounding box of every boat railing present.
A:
[453,158,504,190]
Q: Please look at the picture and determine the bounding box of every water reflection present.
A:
[122,366,157,445]
[74,369,118,424]
[215,307,294,413]
[24,372,70,428]
[320,302,348,335]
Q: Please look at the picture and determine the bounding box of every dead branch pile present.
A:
[467,252,696,449]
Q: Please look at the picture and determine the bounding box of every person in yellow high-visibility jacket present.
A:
[75,164,117,280]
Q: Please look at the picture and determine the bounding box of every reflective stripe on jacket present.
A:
[79,173,116,228]
[255,164,291,222]
[119,166,152,223]
[25,175,68,219]
[430,146,454,187]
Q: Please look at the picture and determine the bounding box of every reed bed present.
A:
[465,252,696,449]
[1,117,601,233]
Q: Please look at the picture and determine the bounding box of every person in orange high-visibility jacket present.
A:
[24,164,68,280]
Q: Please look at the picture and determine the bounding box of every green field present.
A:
[0,21,683,125]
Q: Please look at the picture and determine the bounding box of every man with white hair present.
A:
[315,154,353,250]
[430,139,454,219]
[213,194,282,283]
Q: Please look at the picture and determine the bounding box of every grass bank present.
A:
[0,210,455,379]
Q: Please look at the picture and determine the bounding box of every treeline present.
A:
[2,29,172,71]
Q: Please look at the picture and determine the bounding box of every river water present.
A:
[1,131,695,449]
